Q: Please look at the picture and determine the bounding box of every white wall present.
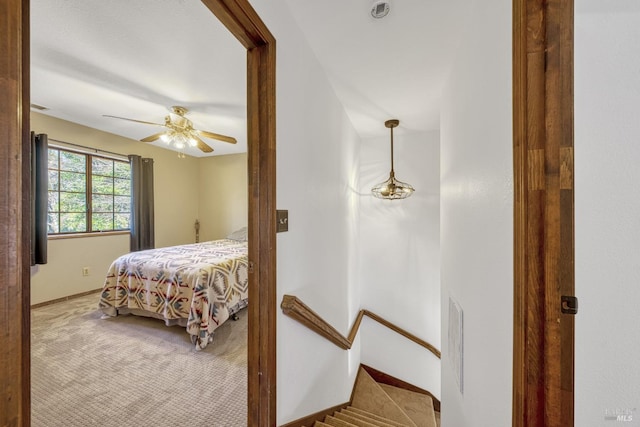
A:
[575,3,640,425]
[248,1,362,423]
[198,153,248,242]
[358,130,441,398]
[439,0,513,425]
[30,112,201,304]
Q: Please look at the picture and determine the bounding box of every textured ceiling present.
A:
[31,0,470,156]
[31,0,247,157]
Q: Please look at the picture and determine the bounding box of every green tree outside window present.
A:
[48,147,131,234]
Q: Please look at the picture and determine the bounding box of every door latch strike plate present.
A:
[561,295,578,315]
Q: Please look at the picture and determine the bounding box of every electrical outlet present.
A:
[82,267,90,276]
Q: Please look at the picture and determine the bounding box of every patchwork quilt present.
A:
[99,239,248,349]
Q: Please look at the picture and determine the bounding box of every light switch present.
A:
[276,210,288,232]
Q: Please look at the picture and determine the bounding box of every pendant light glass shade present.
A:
[371,119,415,200]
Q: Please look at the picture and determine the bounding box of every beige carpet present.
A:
[31,292,247,427]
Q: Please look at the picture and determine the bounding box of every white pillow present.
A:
[226,226,248,241]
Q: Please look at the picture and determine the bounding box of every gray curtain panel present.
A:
[129,154,155,252]
[31,132,48,266]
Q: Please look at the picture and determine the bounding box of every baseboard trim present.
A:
[361,364,441,413]
[31,288,102,309]
[279,402,350,427]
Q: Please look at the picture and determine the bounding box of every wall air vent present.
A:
[370,0,390,19]
[30,103,49,111]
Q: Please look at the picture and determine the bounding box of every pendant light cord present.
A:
[390,125,395,175]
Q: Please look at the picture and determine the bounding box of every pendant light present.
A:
[371,119,415,200]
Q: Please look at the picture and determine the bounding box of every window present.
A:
[47,147,131,234]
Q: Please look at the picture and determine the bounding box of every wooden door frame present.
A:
[0,0,277,426]
[202,2,277,425]
[512,0,575,426]
[1,0,31,425]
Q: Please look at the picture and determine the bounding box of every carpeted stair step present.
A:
[333,411,388,427]
[340,409,395,427]
[343,407,409,427]
[322,414,360,427]
[310,408,410,427]
[351,367,417,427]
[378,384,437,427]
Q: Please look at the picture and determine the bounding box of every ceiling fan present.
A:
[103,106,236,153]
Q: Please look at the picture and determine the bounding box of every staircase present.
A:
[280,296,441,427]
[304,367,440,427]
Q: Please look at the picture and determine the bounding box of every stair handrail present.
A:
[280,294,441,359]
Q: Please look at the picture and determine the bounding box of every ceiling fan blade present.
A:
[140,132,166,143]
[103,115,164,126]
[193,135,214,153]
[196,129,237,144]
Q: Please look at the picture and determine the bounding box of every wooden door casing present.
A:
[513,0,575,426]
[0,0,31,425]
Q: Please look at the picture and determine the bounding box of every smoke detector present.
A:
[371,0,390,19]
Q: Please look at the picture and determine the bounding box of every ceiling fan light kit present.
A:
[371,119,415,200]
[103,105,236,157]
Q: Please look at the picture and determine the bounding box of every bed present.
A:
[99,234,249,350]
